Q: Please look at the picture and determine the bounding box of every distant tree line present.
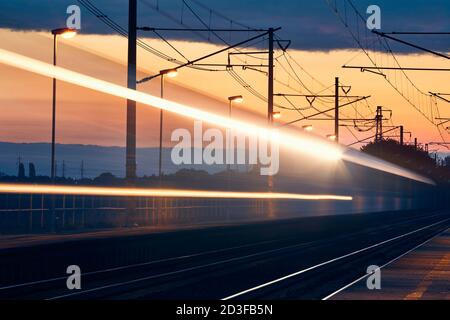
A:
[0,163,269,191]
[1,145,449,188]
[361,139,450,185]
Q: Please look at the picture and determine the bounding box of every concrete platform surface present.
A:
[333,228,450,300]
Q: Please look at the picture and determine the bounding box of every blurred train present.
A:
[0,143,446,235]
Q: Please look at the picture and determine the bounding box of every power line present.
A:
[373,31,450,60]
[84,0,379,142]
[139,0,340,112]
[138,0,350,119]
[137,0,291,107]
[78,0,223,72]
[326,0,448,145]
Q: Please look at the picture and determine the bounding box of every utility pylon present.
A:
[375,106,383,142]
[267,28,274,192]
[268,28,274,125]
[126,0,137,227]
[126,0,137,181]
[400,125,404,145]
[335,77,339,142]
[276,79,369,143]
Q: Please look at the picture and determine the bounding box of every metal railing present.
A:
[0,193,269,234]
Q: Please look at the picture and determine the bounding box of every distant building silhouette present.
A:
[18,163,25,178]
[29,163,36,178]
[80,160,84,179]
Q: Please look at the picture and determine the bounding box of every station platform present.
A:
[333,228,450,300]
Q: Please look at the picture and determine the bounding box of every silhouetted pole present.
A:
[126,0,137,227]
[268,28,274,192]
[226,95,243,173]
[159,74,164,178]
[414,137,418,149]
[51,34,57,181]
[379,107,383,141]
[268,28,274,125]
[375,106,383,142]
[334,77,339,143]
[400,125,404,145]
[126,0,137,181]
[227,98,232,172]
[49,28,77,232]
[51,52,56,232]
[49,28,76,182]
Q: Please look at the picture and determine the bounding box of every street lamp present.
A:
[158,68,178,177]
[162,68,178,78]
[302,124,313,132]
[227,95,243,171]
[50,28,77,180]
[136,67,179,177]
[326,134,337,141]
[228,95,244,117]
[272,111,281,119]
[52,28,77,39]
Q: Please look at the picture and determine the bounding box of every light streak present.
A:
[0,184,353,201]
[0,49,342,162]
[0,49,435,185]
[343,149,434,185]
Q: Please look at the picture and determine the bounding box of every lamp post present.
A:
[155,69,177,177]
[228,95,243,117]
[49,28,76,232]
[227,95,243,171]
[272,111,281,120]
[50,28,76,181]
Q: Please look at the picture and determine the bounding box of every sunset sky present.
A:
[0,0,449,153]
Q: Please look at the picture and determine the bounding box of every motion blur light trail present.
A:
[0,49,340,161]
[0,49,434,185]
[343,149,434,185]
[0,184,353,201]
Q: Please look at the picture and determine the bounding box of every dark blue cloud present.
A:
[0,0,448,52]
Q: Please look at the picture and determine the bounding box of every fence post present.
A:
[40,194,44,229]
[62,195,66,229]
[81,196,85,227]
[29,194,33,233]
[72,195,76,226]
